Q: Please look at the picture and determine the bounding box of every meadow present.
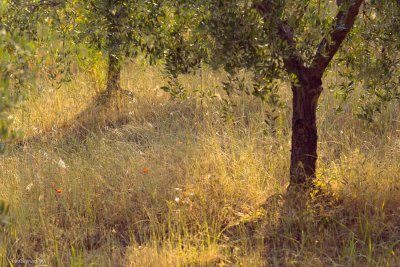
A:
[1,60,400,266]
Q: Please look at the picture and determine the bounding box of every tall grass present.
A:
[0,61,399,266]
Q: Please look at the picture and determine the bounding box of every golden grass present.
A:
[1,61,400,266]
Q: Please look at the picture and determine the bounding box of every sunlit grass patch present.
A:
[1,62,400,266]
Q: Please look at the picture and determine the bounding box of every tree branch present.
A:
[254,0,306,79]
[310,0,364,78]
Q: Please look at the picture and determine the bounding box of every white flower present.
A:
[371,11,376,20]
[174,197,180,203]
[26,182,33,191]
[57,159,67,169]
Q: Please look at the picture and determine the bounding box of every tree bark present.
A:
[289,80,323,190]
[104,53,121,99]
[95,53,121,105]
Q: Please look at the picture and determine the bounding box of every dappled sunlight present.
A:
[1,61,400,266]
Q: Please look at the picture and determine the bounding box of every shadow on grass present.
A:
[224,188,400,266]
[13,92,130,149]
[12,87,205,152]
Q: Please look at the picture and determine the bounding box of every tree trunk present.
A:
[100,53,121,103]
[106,53,121,96]
[101,0,123,104]
[289,81,323,191]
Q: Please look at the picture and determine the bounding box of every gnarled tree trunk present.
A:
[289,81,322,190]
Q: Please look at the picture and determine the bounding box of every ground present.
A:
[1,61,399,266]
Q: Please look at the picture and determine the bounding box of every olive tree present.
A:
[164,0,399,192]
[70,0,166,101]
[16,0,166,102]
[255,0,366,190]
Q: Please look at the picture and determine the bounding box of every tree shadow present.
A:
[13,89,157,150]
[225,187,400,266]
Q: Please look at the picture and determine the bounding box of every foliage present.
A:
[0,1,35,146]
[164,0,399,120]
[31,0,169,87]
[62,0,166,62]
[344,0,400,122]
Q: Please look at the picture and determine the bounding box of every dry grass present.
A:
[0,60,400,266]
